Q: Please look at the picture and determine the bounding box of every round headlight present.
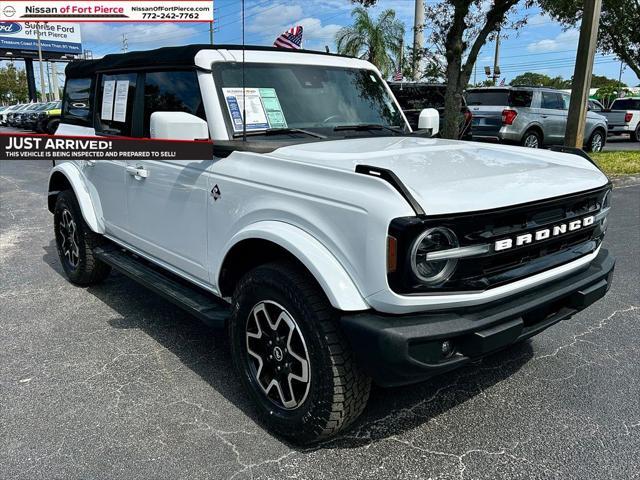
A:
[410,227,459,285]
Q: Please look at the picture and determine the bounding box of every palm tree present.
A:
[336,7,405,78]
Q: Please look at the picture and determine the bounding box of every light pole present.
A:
[412,0,424,81]
[35,23,47,101]
[565,0,602,148]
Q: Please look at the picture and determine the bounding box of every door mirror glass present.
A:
[150,111,209,140]
[417,108,440,136]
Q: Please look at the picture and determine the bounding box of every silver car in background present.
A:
[466,87,608,152]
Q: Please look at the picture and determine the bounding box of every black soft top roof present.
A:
[65,44,351,78]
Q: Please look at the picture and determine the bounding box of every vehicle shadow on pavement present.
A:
[42,241,535,450]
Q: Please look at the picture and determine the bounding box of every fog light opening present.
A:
[441,340,455,358]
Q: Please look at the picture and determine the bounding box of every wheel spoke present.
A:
[245,301,311,410]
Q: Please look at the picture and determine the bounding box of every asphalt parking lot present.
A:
[1,160,639,480]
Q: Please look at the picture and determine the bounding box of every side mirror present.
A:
[418,108,440,137]
[150,111,209,140]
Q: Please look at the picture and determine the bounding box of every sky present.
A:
[5,0,640,90]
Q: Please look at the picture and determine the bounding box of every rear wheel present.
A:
[521,130,541,149]
[54,190,111,285]
[631,124,639,142]
[586,129,605,152]
[229,262,371,444]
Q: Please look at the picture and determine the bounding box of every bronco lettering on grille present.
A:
[494,215,595,252]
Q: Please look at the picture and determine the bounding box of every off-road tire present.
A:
[54,190,111,285]
[521,129,542,149]
[229,261,371,444]
[585,129,606,152]
[631,124,639,142]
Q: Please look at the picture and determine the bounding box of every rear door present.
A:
[539,91,565,144]
[63,76,128,236]
[82,161,128,237]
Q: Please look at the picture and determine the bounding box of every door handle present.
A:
[126,165,149,179]
[541,115,548,118]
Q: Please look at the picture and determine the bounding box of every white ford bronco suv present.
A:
[48,45,615,444]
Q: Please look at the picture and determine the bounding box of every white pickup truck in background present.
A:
[600,97,640,141]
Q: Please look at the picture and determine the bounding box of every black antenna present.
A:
[241,0,246,142]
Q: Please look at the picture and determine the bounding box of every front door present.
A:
[81,160,128,237]
[124,160,212,282]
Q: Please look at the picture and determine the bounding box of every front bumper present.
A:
[341,249,615,387]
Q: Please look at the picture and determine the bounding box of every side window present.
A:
[143,70,205,137]
[541,92,563,110]
[509,90,533,107]
[95,72,138,136]
[62,78,92,125]
[561,94,571,110]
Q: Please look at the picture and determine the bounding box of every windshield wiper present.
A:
[333,124,405,134]
[232,128,326,139]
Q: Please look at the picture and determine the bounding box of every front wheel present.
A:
[585,129,605,152]
[229,262,371,444]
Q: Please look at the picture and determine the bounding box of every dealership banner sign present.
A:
[0,21,81,54]
[0,1,214,22]
[1,134,214,161]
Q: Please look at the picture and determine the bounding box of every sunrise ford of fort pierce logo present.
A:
[0,22,22,34]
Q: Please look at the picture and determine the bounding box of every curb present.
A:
[611,175,640,189]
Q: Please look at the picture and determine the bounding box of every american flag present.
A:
[393,70,403,81]
[274,25,303,49]
[499,77,506,86]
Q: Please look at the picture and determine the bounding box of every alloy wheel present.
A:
[591,133,603,152]
[524,134,539,148]
[245,301,311,410]
[58,209,80,269]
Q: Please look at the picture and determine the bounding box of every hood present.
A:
[269,136,609,215]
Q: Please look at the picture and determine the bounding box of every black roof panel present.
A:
[65,44,353,78]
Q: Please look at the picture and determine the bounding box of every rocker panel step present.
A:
[95,246,229,328]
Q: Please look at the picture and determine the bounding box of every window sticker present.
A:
[259,88,288,129]
[223,88,269,132]
[100,80,116,121]
[222,87,288,131]
[113,80,130,123]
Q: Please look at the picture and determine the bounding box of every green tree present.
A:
[538,0,640,79]
[0,64,29,103]
[401,45,445,82]
[510,72,571,88]
[594,85,633,108]
[427,0,526,138]
[591,74,625,88]
[336,7,405,77]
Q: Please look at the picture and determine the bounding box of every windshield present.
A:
[213,62,406,139]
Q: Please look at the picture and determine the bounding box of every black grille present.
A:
[388,186,610,294]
